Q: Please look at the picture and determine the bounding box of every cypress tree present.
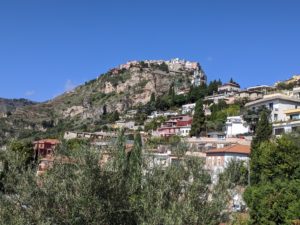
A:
[250,110,272,184]
[150,92,156,103]
[190,99,206,137]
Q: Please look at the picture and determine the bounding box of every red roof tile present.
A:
[34,139,60,145]
[206,144,250,155]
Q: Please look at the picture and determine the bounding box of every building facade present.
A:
[33,139,60,158]
[225,116,250,137]
[205,144,250,183]
[245,93,300,122]
[157,115,192,137]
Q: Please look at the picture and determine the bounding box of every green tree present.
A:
[250,110,272,185]
[244,133,300,224]
[190,99,206,137]
[0,136,228,225]
[188,84,208,103]
[207,80,221,95]
[219,159,248,189]
[8,140,34,167]
[150,92,156,103]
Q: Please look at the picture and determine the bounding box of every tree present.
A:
[168,82,176,106]
[127,133,143,192]
[158,62,169,73]
[8,140,34,167]
[109,110,119,123]
[219,159,248,189]
[207,80,221,96]
[0,136,228,224]
[102,105,107,115]
[150,92,156,103]
[244,133,300,224]
[250,110,272,185]
[190,99,206,137]
[188,84,208,103]
[244,180,300,225]
[242,106,269,133]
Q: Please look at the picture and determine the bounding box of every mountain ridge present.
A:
[0,58,206,145]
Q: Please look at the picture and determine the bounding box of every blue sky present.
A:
[0,0,300,102]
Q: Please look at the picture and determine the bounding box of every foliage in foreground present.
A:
[0,133,227,225]
[245,133,300,224]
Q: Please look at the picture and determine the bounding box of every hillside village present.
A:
[1,59,300,222]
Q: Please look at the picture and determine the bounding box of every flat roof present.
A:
[245,93,300,107]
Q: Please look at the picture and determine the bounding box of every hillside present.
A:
[0,98,36,117]
[0,59,206,144]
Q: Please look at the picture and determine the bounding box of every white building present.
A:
[225,116,250,137]
[178,126,191,137]
[182,103,196,114]
[115,120,135,130]
[273,108,300,135]
[192,70,207,86]
[218,82,241,94]
[292,87,300,99]
[245,93,300,122]
[206,144,250,183]
[247,85,274,94]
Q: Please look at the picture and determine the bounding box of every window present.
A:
[274,114,278,121]
[269,103,273,110]
[217,157,221,166]
[274,128,284,135]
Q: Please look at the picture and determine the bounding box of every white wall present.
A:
[226,117,249,137]
[224,154,249,168]
[249,99,300,122]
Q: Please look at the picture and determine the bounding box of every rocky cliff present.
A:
[0,59,206,144]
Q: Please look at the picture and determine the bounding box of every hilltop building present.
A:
[218,82,241,94]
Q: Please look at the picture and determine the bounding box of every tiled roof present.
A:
[34,139,60,145]
[221,82,240,88]
[206,144,250,155]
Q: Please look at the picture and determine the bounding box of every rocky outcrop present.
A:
[0,59,207,144]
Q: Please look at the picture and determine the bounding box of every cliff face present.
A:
[0,59,206,143]
[50,59,206,119]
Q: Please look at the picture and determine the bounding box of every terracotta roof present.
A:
[206,144,250,155]
[221,82,240,88]
[34,139,60,145]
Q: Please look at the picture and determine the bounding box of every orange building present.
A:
[206,144,250,172]
[33,139,60,158]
